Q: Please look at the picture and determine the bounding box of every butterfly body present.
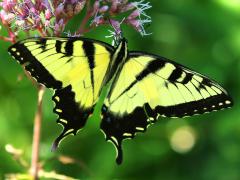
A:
[8,37,233,164]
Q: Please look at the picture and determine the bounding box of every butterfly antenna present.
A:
[107,18,123,46]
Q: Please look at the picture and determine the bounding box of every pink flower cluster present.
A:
[92,0,151,36]
[0,0,151,41]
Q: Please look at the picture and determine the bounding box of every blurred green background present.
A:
[0,0,239,179]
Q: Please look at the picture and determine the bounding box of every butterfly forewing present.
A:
[9,38,113,104]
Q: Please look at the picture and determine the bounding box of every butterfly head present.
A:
[115,37,128,62]
[121,37,128,44]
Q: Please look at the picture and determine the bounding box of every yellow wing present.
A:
[8,37,114,148]
[101,52,233,164]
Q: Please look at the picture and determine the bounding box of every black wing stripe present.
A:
[55,40,62,53]
[82,41,95,100]
[82,41,95,69]
[168,67,182,82]
[8,42,62,89]
[110,59,165,103]
[36,38,47,50]
[136,59,165,80]
[65,39,74,56]
[156,93,232,117]
[182,73,192,84]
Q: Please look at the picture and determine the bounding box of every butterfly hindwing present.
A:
[101,51,233,164]
[8,37,114,147]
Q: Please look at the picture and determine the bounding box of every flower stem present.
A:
[30,85,45,180]
[77,0,92,35]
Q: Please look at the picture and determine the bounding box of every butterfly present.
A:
[8,37,233,164]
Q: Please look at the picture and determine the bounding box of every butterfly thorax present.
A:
[105,38,128,95]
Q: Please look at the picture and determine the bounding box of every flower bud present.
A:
[127,9,140,20]
[99,5,109,13]
[74,1,85,14]
[44,20,50,27]
[15,20,25,27]
[55,3,64,17]
[45,9,52,20]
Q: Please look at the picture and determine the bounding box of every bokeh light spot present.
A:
[170,126,196,154]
